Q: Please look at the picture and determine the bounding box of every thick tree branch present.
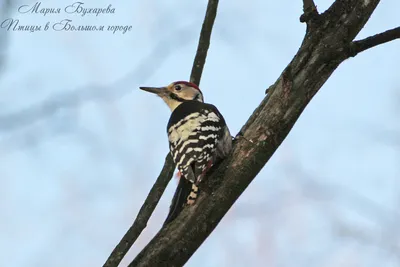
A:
[128,0,400,266]
[104,1,220,266]
[103,155,175,267]
[190,0,219,86]
[323,0,380,42]
[348,26,400,57]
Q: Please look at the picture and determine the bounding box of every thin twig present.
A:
[302,0,317,12]
[300,0,318,23]
[348,26,400,57]
[102,155,175,267]
[190,0,219,86]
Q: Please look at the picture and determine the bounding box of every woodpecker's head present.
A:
[139,81,204,111]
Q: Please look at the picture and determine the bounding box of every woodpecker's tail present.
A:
[163,178,199,226]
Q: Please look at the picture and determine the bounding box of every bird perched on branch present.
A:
[139,81,232,225]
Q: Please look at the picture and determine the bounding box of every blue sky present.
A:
[0,0,399,266]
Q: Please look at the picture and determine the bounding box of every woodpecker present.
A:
[139,81,232,224]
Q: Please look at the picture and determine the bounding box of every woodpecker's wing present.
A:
[165,101,232,225]
[167,101,228,184]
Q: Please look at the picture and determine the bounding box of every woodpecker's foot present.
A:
[207,160,213,170]
[200,160,213,177]
[176,171,182,179]
[186,184,199,205]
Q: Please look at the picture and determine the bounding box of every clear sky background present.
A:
[0,0,399,266]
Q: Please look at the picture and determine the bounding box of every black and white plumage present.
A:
[139,81,232,225]
[168,101,230,185]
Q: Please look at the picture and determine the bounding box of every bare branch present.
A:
[302,0,316,10]
[190,0,219,86]
[103,155,175,267]
[323,0,380,41]
[348,26,400,57]
[299,0,318,23]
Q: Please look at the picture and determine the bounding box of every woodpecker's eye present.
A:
[174,85,182,91]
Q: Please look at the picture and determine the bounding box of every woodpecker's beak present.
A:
[139,86,168,96]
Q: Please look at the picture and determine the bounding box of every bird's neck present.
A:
[165,98,182,111]
[163,97,203,112]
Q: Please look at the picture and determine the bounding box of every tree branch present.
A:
[128,0,400,266]
[300,0,318,23]
[190,0,219,86]
[103,155,175,267]
[322,0,380,43]
[348,26,400,57]
[103,1,220,266]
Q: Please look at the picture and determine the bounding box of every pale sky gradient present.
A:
[0,1,399,267]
